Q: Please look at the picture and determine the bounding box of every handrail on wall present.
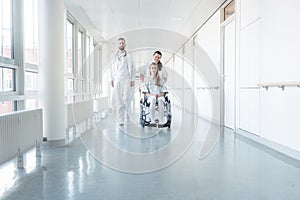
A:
[257,81,300,90]
[196,86,219,90]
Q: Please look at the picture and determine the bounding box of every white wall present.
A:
[197,11,221,71]
[196,11,221,122]
[239,0,261,134]
[259,0,300,151]
[238,0,300,152]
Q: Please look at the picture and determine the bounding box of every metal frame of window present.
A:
[0,0,39,113]
[65,11,102,102]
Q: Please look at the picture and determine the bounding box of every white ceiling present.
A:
[64,0,226,67]
[64,0,226,41]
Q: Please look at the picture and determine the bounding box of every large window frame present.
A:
[1,1,103,113]
[0,0,13,59]
[94,45,102,98]
[24,0,39,65]
[0,0,39,114]
[23,0,39,111]
[65,12,102,103]
[0,0,16,113]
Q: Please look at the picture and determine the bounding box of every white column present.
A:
[38,0,65,144]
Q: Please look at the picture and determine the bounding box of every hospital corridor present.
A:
[0,0,300,199]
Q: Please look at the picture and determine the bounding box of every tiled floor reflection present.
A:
[1,115,300,199]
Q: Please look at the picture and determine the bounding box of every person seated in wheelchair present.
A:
[141,62,167,125]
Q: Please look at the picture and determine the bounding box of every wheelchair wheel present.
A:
[140,119,145,128]
[140,110,146,128]
[167,114,172,128]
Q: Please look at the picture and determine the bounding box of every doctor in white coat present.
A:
[110,38,135,126]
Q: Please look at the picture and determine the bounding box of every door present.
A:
[223,19,235,129]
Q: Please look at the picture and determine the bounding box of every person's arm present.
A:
[159,81,167,97]
[145,93,163,98]
[140,62,148,83]
[140,74,145,83]
[111,80,114,88]
[157,93,165,98]
[130,81,135,87]
[110,54,116,88]
[162,67,168,82]
[127,54,135,87]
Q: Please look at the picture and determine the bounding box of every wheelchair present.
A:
[139,91,172,128]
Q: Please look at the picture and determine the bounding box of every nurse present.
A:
[140,51,168,83]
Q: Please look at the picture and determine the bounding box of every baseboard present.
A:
[236,128,300,162]
[41,139,66,148]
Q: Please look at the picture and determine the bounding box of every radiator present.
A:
[66,100,94,128]
[66,97,109,127]
[0,109,43,166]
[94,96,109,113]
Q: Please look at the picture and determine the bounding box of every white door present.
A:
[223,20,235,129]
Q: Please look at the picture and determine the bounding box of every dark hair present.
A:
[153,50,162,57]
[118,37,126,42]
[153,51,163,71]
[157,62,163,71]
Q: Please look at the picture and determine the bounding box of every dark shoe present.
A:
[148,123,156,127]
[158,123,169,128]
[119,123,124,126]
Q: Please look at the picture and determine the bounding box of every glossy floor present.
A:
[1,110,300,200]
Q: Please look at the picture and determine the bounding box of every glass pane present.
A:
[85,36,90,91]
[25,71,38,91]
[86,35,90,59]
[66,20,73,74]
[0,67,14,92]
[0,67,2,90]
[0,0,13,58]
[26,99,38,109]
[0,101,13,114]
[78,31,83,75]
[224,0,235,21]
[24,0,39,64]
[67,78,74,91]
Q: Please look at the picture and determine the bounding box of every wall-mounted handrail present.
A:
[257,81,300,90]
[196,86,219,90]
[240,86,260,89]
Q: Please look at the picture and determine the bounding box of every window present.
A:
[0,66,15,92]
[65,13,101,101]
[94,46,102,96]
[25,99,38,109]
[221,0,235,22]
[67,78,74,91]
[66,20,74,74]
[0,0,13,58]
[24,0,39,65]
[0,101,13,114]
[0,0,39,114]
[0,66,15,114]
[25,71,38,91]
[85,35,91,92]
[77,30,83,76]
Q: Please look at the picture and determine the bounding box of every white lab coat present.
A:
[110,51,135,124]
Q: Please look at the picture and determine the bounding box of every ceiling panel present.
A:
[65,0,226,41]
